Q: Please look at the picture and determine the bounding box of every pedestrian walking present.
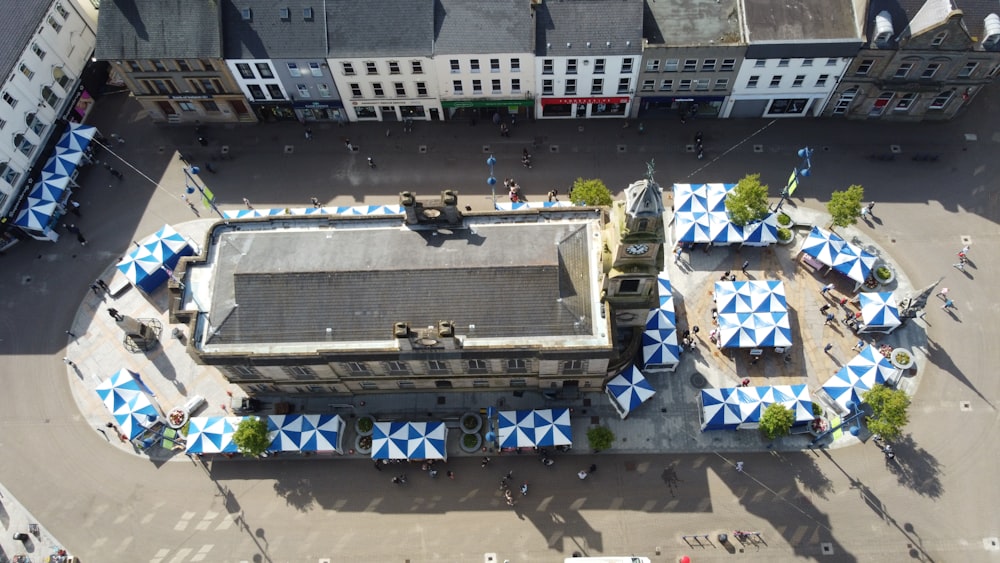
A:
[304,128,313,140]
[243,197,253,209]
[107,308,124,321]
[860,205,870,219]
[936,287,949,298]
[180,194,200,216]
[75,232,87,246]
[820,304,831,314]
[481,456,491,468]
[110,133,126,145]
[823,343,833,353]
[367,156,376,168]
[820,283,835,295]
[960,244,970,256]
[741,260,750,274]
[311,197,321,208]
[345,139,354,152]
[825,312,835,325]
[547,189,558,202]
[953,259,966,271]
[852,339,865,351]
[65,330,76,337]
[588,464,597,473]
[429,469,438,478]
[62,356,75,367]
[447,470,455,480]
[69,200,82,216]
[577,470,588,480]
[735,461,744,473]
[674,246,683,264]
[866,201,875,215]
[90,282,103,295]
[96,427,109,440]
[942,298,956,310]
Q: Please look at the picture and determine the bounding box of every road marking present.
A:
[215,513,235,531]
[174,511,196,531]
[190,544,215,561]
[141,512,155,524]
[196,511,218,530]
[114,536,133,553]
[150,547,170,563]
[167,547,192,563]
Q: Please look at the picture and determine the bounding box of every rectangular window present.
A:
[641,79,655,91]
[127,60,142,72]
[372,83,384,97]
[490,58,500,72]
[201,100,220,112]
[317,83,331,98]
[958,62,978,78]
[247,84,266,100]
[894,63,912,78]
[778,58,790,67]
[543,79,553,95]
[349,83,362,97]
[567,59,578,74]
[347,362,369,373]
[388,61,400,74]
[802,58,814,67]
[747,75,759,88]
[255,63,273,78]
[931,31,948,46]
[19,64,34,80]
[2,92,16,108]
[619,279,640,293]
[507,359,527,373]
[47,15,62,33]
[359,381,378,390]
[511,58,520,72]
[55,3,69,18]
[472,380,490,388]
[467,359,489,374]
[287,62,301,77]
[296,84,310,98]
[826,58,838,66]
[678,79,692,91]
[754,60,766,68]
[201,59,214,71]
[450,59,460,73]
[594,58,606,74]
[591,78,603,94]
[472,79,482,94]
[565,79,576,95]
[365,61,377,75]
[701,59,717,72]
[622,58,633,73]
[31,43,46,60]
[894,92,917,112]
[682,59,697,72]
[646,59,660,72]
[664,59,679,72]
[617,77,630,94]
[387,361,410,375]
[416,82,428,96]
[694,79,709,91]
[928,90,954,109]
[342,62,355,75]
[769,75,782,88]
[268,84,285,99]
[428,360,449,373]
[792,75,805,87]
[176,60,190,72]
[492,79,502,94]
[470,59,480,73]
[921,63,940,79]
[236,63,254,79]
[309,62,323,77]
[394,82,406,96]
[561,360,585,374]
[510,378,527,387]
[227,365,261,379]
[397,381,415,389]
[411,60,423,74]
[453,80,464,95]
[721,58,735,72]
[815,74,829,87]
[713,78,729,90]
[659,79,673,91]
[856,59,874,75]
[511,78,521,93]
[284,366,316,380]
[542,59,553,74]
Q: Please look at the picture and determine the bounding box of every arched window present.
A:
[52,66,70,89]
[41,86,60,108]
[13,133,34,156]
[25,112,45,135]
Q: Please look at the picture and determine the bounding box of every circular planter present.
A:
[776,227,794,245]
[354,416,374,437]
[875,265,895,286]
[809,417,828,436]
[460,412,483,434]
[890,348,914,370]
[354,434,372,455]
[167,408,188,429]
[777,213,794,228]
[460,432,482,453]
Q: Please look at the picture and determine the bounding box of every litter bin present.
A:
[718,532,728,544]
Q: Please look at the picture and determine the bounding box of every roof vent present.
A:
[303,7,314,20]
[586,42,591,47]
[984,14,1000,47]
[566,42,571,48]
[438,321,454,338]
[874,11,893,46]
[241,8,252,21]
[280,7,290,21]
[393,322,409,338]
[606,41,611,47]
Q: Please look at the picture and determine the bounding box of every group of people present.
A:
[504,178,523,203]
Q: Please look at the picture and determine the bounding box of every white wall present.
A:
[327,56,441,121]
[433,53,536,99]
[724,56,849,117]
[534,54,639,118]
[226,59,289,102]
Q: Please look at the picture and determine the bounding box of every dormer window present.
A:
[931,31,948,46]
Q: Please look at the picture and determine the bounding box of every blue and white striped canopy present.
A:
[700,385,813,430]
[371,421,447,460]
[29,175,70,202]
[673,183,743,243]
[497,408,572,448]
[741,213,778,246]
[185,416,242,454]
[55,123,98,152]
[606,365,656,417]
[223,204,406,219]
[858,292,900,330]
[13,198,58,230]
[800,226,877,284]
[642,327,680,365]
[822,345,893,411]
[116,225,194,292]
[714,281,792,348]
[657,274,673,308]
[96,369,160,440]
[267,414,345,453]
[494,201,575,211]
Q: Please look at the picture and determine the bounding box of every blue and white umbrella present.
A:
[371,421,447,460]
[642,327,680,366]
[606,365,656,418]
[267,414,309,451]
[95,369,161,440]
[14,198,58,230]
[117,225,193,292]
[142,224,194,268]
[715,281,791,348]
[185,416,242,454]
[656,274,673,307]
[301,414,345,452]
[531,408,572,447]
[741,213,778,246]
[497,410,536,448]
[823,345,893,411]
[645,308,676,330]
[29,176,70,202]
[858,292,901,331]
[497,408,572,448]
[55,123,98,152]
[800,226,841,265]
[831,243,877,284]
[700,388,742,430]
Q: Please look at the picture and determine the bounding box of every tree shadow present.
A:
[885,434,944,499]
[272,475,317,512]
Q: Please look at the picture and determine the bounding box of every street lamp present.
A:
[486,155,498,209]
[183,166,225,220]
[774,147,813,213]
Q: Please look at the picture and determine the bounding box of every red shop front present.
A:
[539,96,631,119]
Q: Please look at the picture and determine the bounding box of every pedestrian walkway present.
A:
[0,482,73,562]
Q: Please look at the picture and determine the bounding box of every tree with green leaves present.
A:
[586,426,615,452]
[724,173,770,226]
[862,383,910,441]
[570,178,614,207]
[759,403,794,440]
[232,416,270,457]
[827,184,865,228]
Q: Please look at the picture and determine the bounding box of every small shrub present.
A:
[777,213,792,226]
[357,416,373,433]
[876,266,891,280]
[462,414,480,430]
[894,351,911,365]
[586,426,615,452]
[812,402,823,416]
[777,227,792,241]
[462,433,480,448]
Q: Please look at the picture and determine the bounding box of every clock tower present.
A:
[602,161,666,328]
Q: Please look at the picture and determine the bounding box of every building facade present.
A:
[222,1,344,123]
[533,0,643,119]
[824,0,1000,121]
[432,0,536,121]
[637,0,747,119]
[0,0,100,249]
[95,0,255,124]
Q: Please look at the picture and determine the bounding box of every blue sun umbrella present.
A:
[606,365,656,417]
[14,198,58,230]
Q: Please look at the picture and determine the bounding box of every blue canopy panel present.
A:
[642,327,680,368]
[30,176,70,202]
[117,225,194,293]
[185,416,243,454]
[95,368,161,439]
[371,421,446,460]
[800,227,876,284]
[497,408,571,448]
[701,385,812,431]
[56,123,98,152]
[858,292,901,331]
[714,281,791,349]
[14,198,58,231]
[699,388,742,430]
[822,345,893,412]
[606,365,656,418]
[741,214,778,247]
[656,273,674,308]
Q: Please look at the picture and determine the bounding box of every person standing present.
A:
[936,287,949,298]
[62,357,75,367]
[741,260,750,275]
[69,200,82,216]
[735,461,744,472]
[866,201,876,216]
[311,197,321,208]
[367,156,376,168]
[820,283,835,295]
[823,343,833,353]
[942,298,956,310]
[107,308,124,321]
[243,197,253,209]
[304,128,313,140]
[577,470,588,480]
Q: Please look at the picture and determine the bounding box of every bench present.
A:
[800,254,824,271]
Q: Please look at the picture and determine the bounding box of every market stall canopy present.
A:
[822,345,894,412]
[13,198,58,231]
[497,408,572,449]
[714,280,792,348]
[185,416,243,454]
[371,421,448,460]
[222,204,406,219]
[741,213,778,246]
[673,183,777,246]
[800,226,877,284]
[116,224,195,293]
[858,292,901,333]
[267,414,345,453]
[606,365,656,418]
[29,176,70,202]
[700,385,813,431]
[55,123,98,152]
[95,369,161,440]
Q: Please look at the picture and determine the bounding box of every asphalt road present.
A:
[0,88,998,562]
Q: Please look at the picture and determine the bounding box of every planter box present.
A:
[354,417,374,437]
[460,432,483,453]
[890,348,914,370]
[460,412,483,434]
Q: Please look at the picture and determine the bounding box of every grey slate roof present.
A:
[866,0,997,42]
[536,0,644,56]
[643,0,744,46]
[741,0,861,42]
[222,0,328,58]
[95,0,222,60]
[433,0,535,55]
[327,0,434,58]
[0,1,49,78]
[205,220,596,346]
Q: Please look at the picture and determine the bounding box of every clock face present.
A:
[626,243,650,256]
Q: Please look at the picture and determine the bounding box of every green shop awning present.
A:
[441,99,534,109]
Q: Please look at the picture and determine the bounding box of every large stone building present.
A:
[173,180,665,397]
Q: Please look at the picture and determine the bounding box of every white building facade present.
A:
[328,57,442,122]
[723,55,851,118]
[434,54,536,120]
[536,53,639,119]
